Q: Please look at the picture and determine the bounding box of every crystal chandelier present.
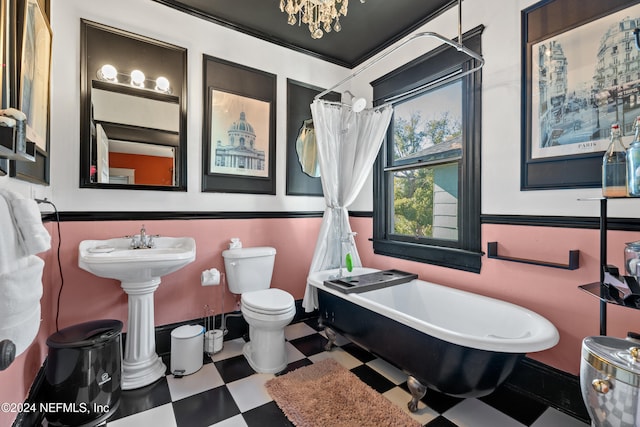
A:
[279,0,352,40]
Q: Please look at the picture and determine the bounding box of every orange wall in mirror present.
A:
[109,153,173,186]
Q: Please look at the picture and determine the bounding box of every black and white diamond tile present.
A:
[102,320,588,427]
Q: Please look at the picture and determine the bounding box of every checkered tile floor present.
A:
[98,319,588,427]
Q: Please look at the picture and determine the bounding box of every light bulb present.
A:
[130,69,145,87]
[98,64,118,82]
[155,76,170,93]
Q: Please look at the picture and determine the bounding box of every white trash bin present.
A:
[170,324,205,376]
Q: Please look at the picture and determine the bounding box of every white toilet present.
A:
[222,245,295,373]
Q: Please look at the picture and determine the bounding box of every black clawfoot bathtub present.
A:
[308,268,559,405]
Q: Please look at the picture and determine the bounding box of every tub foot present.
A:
[324,327,337,351]
[407,376,427,412]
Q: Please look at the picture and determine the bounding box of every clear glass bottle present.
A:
[602,123,627,197]
[627,116,640,196]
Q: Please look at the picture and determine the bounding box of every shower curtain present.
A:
[302,99,393,312]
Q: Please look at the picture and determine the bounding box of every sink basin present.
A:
[78,235,196,390]
[79,236,196,283]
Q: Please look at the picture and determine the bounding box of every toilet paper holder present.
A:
[203,305,224,355]
[201,268,221,286]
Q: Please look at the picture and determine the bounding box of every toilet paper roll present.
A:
[204,329,224,354]
[204,330,215,354]
[228,238,242,249]
[201,268,221,286]
[213,329,223,353]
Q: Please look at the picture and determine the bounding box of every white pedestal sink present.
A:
[78,236,196,390]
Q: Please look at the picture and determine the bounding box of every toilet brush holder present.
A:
[205,329,223,355]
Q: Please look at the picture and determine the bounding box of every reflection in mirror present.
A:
[80,20,187,190]
[92,84,179,185]
[295,119,320,178]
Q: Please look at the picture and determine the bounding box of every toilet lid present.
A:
[582,336,640,386]
[242,289,294,315]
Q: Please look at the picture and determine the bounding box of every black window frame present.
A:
[372,26,484,273]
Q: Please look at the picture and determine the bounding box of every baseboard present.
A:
[153,299,318,357]
[153,312,249,357]
[503,357,589,423]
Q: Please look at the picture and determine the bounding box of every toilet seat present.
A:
[241,289,294,316]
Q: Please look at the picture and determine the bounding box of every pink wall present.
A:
[351,217,640,376]
[0,217,322,425]
[48,218,321,329]
[3,215,640,425]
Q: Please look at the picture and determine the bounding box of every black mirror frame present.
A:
[79,19,187,191]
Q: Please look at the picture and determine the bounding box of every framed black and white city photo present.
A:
[521,0,640,190]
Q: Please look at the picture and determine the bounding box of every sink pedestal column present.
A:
[120,279,166,390]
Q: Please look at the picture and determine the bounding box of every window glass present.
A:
[392,82,462,163]
[390,82,461,241]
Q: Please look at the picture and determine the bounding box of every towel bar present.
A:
[487,242,580,270]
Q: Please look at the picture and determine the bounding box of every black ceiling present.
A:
[153,0,459,68]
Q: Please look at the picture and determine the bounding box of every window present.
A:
[372,27,483,273]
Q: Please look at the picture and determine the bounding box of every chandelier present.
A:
[279,0,355,40]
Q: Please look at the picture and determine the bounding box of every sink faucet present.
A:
[128,224,158,249]
[140,224,147,244]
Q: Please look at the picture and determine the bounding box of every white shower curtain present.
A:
[302,99,393,312]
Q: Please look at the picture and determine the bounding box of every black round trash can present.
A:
[44,319,123,427]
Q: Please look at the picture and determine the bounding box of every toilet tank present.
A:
[222,247,276,294]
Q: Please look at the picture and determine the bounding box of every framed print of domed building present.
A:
[202,55,276,194]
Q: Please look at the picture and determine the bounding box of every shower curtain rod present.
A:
[314,0,484,106]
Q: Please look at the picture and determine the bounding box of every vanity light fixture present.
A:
[96,64,172,94]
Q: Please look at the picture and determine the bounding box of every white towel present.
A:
[0,307,40,358]
[0,188,51,256]
[0,195,21,276]
[11,198,51,255]
[0,255,44,356]
[0,188,47,360]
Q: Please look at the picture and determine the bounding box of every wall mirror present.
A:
[80,20,187,190]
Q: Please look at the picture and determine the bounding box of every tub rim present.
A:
[308,267,559,353]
